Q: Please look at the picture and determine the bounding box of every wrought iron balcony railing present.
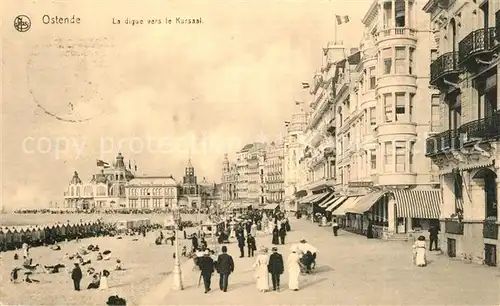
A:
[430,52,460,85]
[458,27,498,65]
[483,219,498,239]
[425,129,461,156]
[458,111,500,141]
[445,220,464,235]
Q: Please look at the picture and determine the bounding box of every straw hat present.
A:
[258,246,268,254]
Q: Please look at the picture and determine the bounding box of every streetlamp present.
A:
[171,206,183,291]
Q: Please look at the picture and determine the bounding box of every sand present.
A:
[0,228,199,305]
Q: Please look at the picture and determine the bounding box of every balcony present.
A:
[445,220,464,235]
[430,52,460,87]
[458,27,498,67]
[425,129,461,156]
[376,27,417,42]
[483,219,498,239]
[458,111,500,142]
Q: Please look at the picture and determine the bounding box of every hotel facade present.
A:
[296,0,441,239]
[423,0,500,266]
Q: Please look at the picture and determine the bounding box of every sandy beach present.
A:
[0,225,202,305]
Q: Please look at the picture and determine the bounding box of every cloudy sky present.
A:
[1,0,370,209]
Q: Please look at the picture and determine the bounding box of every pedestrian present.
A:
[332,219,339,236]
[278,225,286,245]
[215,245,234,292]
[191,234,198,250]
[428,225,439,251]
[285,217,291,231]
[412,236,427,267]
[237,231,246,258]
[250,222,257,237]
[71,262,83,291]
[99,269,110,290]
[366,219,374,239]
[197,250,215,293]
[271,225,279,245]
[287,247,301,291]
[247,234,256,257]
[252,247,270,292]
[267,246,284,291]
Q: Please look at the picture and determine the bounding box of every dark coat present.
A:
[197,256,215,275]
[216,253,234,274]
[279,227,286,237]
[71,266,82,280]
[272,228,279,245]
[268,252,284,274]
[237,234,245,247]
[247,236,257,250]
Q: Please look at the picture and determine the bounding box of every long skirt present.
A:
[255,267,269,291]
[415,248,426,266]
[288,266,300,290]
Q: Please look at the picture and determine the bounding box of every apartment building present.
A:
[221,154,238,204]
[283,109,307,212]
[265,141,285,205]
[424,0,500,266]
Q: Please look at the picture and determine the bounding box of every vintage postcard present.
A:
[1,0,499,305]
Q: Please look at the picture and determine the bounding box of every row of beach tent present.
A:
[0,220,104,251]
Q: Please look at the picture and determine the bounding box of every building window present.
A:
[431,94,441,132]
[382,48,392,74]
[384,94,393,122]
[395,93,406,121]
[395,47,406,74]
[384,142,392,172]
[395,0,406,27]
[369,67,376,89]
[370,149,377,170]
[431,49,438,61]
[395,141,406,172]
[409,142,414,172]
[370,107,376,125]
[409,48,415,75]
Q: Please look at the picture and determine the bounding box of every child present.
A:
[412,236,427,267]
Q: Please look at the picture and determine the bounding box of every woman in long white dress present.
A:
[99,270,109,289]
[252,247,270,292]
[287,247,301,291]
[412,236,427,267]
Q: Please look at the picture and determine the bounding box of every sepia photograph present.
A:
[1,0,499,305]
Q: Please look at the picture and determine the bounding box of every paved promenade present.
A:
[142,218,499,305]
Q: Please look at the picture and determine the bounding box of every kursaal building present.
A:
[424,0,500,266]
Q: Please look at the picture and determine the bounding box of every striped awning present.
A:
[332,196,361,215]
[347,191,386,214]
[325,196,347,212]
[311,192,331,204]
[298,193,317,204]
[318,193,336,208]
[394,189,441,219]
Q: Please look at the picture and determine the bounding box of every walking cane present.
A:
[197,272,202,288]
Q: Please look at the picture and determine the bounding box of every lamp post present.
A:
[171,206,183,291]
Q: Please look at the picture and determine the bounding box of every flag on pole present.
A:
[301,82,310,89]
[128,160,131,170]
[295,101,303,105]
[96,159,110,168]
[336,15,350,25]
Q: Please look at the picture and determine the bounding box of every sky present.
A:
[1,0,371,209]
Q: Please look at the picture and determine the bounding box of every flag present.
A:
[128,160,131,169]
[336,15,350,25]
[295,101,303,105]
[301,82,310,89]
[96,159,110,168]
[135,165,138,171]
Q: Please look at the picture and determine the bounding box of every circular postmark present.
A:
[14,15,31,32]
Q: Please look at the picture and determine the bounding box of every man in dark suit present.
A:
[247,234,256,257]
[197,250,215,293]
[215,245,234,292]
[267,246,284,291]
[236,230,245,258]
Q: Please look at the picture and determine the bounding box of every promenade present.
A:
[143,218,500,305]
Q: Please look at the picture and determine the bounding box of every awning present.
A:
[311,193,330,204]
[332,196,361,215]
[325,196,347,212]
[347,191,386,214]
[318,193,336,208]
[298,194,316,204]
[263,203,279,210]
[393,189,441,219]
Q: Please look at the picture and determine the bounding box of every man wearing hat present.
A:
[215,245,234,292]
[71,262,83,291]
[267,247,284,291]
[197,250,215,293]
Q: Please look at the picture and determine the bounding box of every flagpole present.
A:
[334,18,337,44]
